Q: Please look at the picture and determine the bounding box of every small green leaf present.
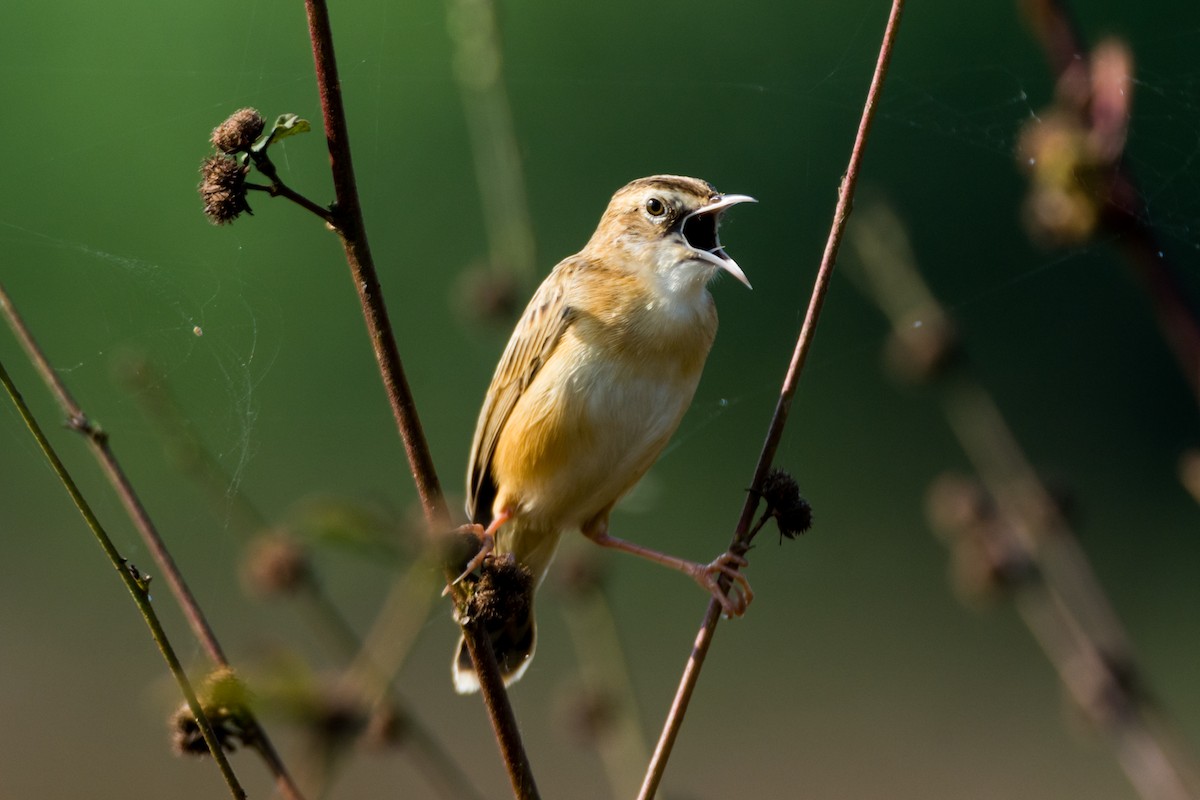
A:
[271,113,311,140]
[253,114,312,153]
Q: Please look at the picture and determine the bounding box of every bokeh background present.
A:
[2,1,1199,798]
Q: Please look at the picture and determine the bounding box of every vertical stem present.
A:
[461,618,540,799]
[303,0,448,530]
[1,284,226,665]
[301,2,538,795]
[0,284,308,800]
[0,358,246,800]
[637,1,907,796]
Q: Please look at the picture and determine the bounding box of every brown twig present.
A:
[636,1,906,797]
[118,355,482,800]
[1,286,227,665]
[115,353,270,535]
[0,356,247,799]
[848,198,1200,800]
[0,284,307,800]
[246,179,335,225]
[301,2,538,796]
[302,0,447,528]
[301,570,486,800]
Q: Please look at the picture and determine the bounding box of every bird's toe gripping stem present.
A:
[694,548,754,617]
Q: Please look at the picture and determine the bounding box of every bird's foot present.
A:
[692,550,753,617]
[442,523,495,596]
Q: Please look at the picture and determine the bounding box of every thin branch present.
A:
[637,1,906,796]
[246,144,338,225]
[460,617,541,797]
[119,355,482,800]
[940,386,1200,800]
[0,285,308,800]
[848,198,1200,800]
[246,180,335,224]
[300,2,538,796]
[1,285,227,664]
[114,353,269,535]
[0,357,246,800]
[302,0,447,529]
[301,573,486,800]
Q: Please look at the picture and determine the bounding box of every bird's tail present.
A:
[452,521,562,694]
[452,602,537,694]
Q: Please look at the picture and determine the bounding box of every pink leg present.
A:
[580,520,753,617]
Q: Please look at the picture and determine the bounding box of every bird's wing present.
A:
[466,260,581,525]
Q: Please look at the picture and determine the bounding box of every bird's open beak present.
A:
[680,193,756,289]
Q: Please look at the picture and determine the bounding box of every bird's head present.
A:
[586,175,755,293]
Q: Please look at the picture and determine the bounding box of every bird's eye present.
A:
[645,197,667,218]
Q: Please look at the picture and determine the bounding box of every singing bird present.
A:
[454,175,755,693]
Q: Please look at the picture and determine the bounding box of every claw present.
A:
[442,523,495,596]
[693,550,754,617]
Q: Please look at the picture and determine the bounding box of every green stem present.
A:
[0,358,246,800]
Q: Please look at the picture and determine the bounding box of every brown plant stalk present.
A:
[0,355,245,800]
[848,199,1200,800]
[300,1,538,796]
[637,0,907,796]
[0,287,228,668]
[0,284,305,800]
[119,356,480,800]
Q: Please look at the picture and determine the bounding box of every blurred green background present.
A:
[2,0,1199,798]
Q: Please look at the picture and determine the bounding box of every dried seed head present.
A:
[170,703,238,756]
[1018,113,1103,245]
[885,313,962,384]
[242,531,312,596]
[364,706,412,749]
[170,670,253,757]
[925,474,1037,604]
[759,468,813,542]
[307,686,368,746]
[1017,39,1134,247]
[210,108,266,155]
[925,473,992,536]
[442,526,488,580]
[466,553,533,627]
[559,686,618,745]
[199,155,250,225]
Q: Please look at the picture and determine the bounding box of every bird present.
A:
[453,174,755,694]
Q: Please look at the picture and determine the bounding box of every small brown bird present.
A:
[454,175,754,693]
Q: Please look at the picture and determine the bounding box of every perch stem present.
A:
[637,1,906,796]
[301,2,538,795]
